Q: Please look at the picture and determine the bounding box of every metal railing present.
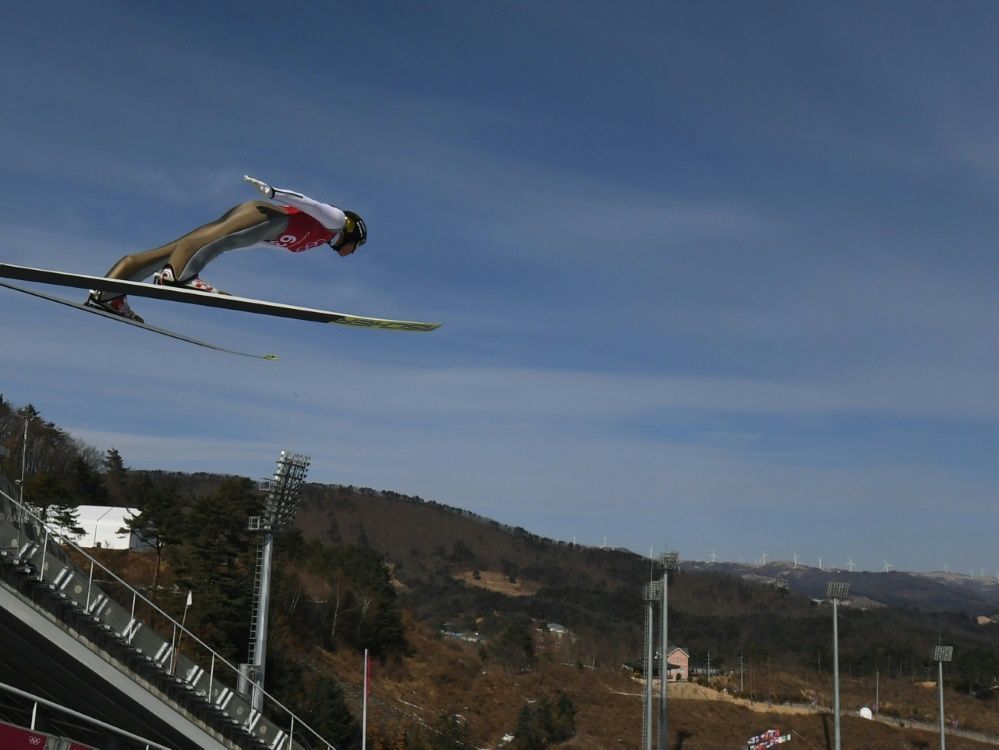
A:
[0,679,172,750]
[0,474,334,750]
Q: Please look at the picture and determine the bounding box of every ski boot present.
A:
[154,266,226,294]
[85,292,144,323]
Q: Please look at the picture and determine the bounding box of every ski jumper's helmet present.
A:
[341,210,367,248]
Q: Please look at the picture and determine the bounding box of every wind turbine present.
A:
[710,550,718,564]
[882,559,894,573]
[793,553,800,569]
[760,552,768,566]
[847,558,856,573]
[818,557,823,571]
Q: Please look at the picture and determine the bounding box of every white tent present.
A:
[74,505,140,549]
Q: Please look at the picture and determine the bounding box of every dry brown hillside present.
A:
[321,620,999,749]
[109,474,998,748]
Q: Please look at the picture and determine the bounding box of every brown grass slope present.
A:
[286,483,999,747]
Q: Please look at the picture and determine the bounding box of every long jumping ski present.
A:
[0,264,442,332]
[0,280,278,360]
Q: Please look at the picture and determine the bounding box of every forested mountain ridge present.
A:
[292,483,999,688]
[684,560,999,616]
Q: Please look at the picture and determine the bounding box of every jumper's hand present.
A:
[244,175,275,199]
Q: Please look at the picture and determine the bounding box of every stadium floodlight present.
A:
[261,451,310,530]
[935,645,954,750]
[826,582,849,750]
[660,551,679,572]
[246,450,310,712]
[643,580,662,601]
[826,581,850,601]
[934,645,953,663]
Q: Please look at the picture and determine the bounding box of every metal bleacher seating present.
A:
[0,471,327,750]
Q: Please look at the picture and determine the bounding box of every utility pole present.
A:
[16,416,32,539]
[19,417,28,505]
[362,649,369,750]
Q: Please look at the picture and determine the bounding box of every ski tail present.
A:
[0,280,278,360]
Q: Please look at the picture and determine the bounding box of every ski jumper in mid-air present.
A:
[87,175,367,322]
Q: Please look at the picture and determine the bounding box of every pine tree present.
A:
[511,704,545,750]
[508,691,576,749]
[305,675,359,749]
[102,448,126,477]
[550,691,577,741]
[102,448,128,504]
[48,498,86,541]
[68,456,107,505]
[119,475,183,613]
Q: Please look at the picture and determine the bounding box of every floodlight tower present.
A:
[641,579,661,750]
[658,551,679,750]
[934,645,953,750]
[827,581,850,750]
[245,450,310,711]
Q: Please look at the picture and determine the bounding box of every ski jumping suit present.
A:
[97,187,348,300]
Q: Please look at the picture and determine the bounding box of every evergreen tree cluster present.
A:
[484,614,535,672]
[168,477,263,660]
[274,537,409,659]
[510,691,577,750]
[0,399,111,537]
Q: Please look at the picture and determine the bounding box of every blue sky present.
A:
[2,2,997,575]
